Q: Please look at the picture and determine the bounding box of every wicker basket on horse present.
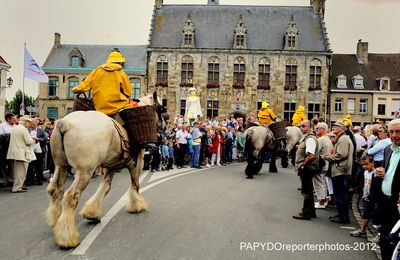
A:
[268,121,286,140]
[73,93,95,112]
[119,106,158,145]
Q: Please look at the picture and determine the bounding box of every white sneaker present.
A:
[206,164,211,167]
[372,224,381,231]
[217,163,221,166]
[211,164,214,167]
[314,202,327,209]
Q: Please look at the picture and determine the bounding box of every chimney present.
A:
[310,0,326,16]
[54,32,61,47]
[155,0,163,9]
[356,39,368,64]
[208,0,219,5]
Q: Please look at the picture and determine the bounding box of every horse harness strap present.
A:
[109,117,133,170]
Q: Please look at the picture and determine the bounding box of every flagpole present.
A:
[21,43,26,116]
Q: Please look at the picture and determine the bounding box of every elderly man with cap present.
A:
[257,102,276,126]
[324,121,354,224]
[6,117,36,193]
[293,120,319,220]
[292,105,306,126]
[314,122,333,208]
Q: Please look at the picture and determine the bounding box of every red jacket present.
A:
[212,133,223,155]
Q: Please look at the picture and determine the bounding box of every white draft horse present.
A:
[244,126,302,178]
[46,92,165,248]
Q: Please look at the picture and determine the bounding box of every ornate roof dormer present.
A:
[181,14,196,48]
[284,15,299,51]
[68,47,84,67]
[233,14,247,49]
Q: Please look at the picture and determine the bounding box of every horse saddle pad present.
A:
[110,117,131,160]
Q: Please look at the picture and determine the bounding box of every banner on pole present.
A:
[24,47,48,83]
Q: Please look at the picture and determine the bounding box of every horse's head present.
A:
[137,92,168,132]
[152,91,168,131]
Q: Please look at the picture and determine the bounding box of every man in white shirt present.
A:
[175,124,189,169]
[0,113,17,134]
[0,113,17,185]
[353,126,367,158]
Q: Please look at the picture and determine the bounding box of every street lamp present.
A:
[7,77,13,88]
[1,77,13,88]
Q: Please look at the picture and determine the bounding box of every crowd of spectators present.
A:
[291,118,400,260]
[147,113,249,172]
[0,113,55,192]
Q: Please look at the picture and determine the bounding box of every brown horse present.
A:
[46,93,165,248]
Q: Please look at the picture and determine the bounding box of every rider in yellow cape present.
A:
[71,51,138,116]
[342,114,353,129]
[292,105,306,126]
[257,102,276,125]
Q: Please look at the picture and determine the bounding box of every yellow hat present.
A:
[297,106,305,112]
[106,51,126,63]
[261,102,269,108]
[346,114,351,119]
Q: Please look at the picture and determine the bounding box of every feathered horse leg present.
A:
[126,149,148,213]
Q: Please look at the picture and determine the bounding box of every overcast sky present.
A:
[1,0,399,100]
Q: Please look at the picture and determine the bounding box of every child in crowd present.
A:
[167,142,174,170]
[161,139,169,171]
[350,154,375,237]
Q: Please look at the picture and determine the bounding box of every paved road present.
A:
[0,163,377,259]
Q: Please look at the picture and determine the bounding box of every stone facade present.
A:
[148,49,330,121]
[148,1,331,122]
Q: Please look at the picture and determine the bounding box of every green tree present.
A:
[7,90,34,115]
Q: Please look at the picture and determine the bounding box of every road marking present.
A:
[71,171,149,255]
[71,168,204,255]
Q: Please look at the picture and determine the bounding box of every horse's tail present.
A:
[50,119,70,167]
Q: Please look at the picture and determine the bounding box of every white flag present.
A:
[24,47,48,82]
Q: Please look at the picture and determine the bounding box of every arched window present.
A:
[285,58,298,90]
[130,78,141,99]
[258,57,271,89]
[207,56,220,88]
[156,55,168,87]
[309,58,322,90]
[67,76,79,99]
[180,55,194,87]
[233,57,246,89]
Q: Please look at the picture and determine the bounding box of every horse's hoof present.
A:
[269,169,278,173]
[281,164,289,168]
